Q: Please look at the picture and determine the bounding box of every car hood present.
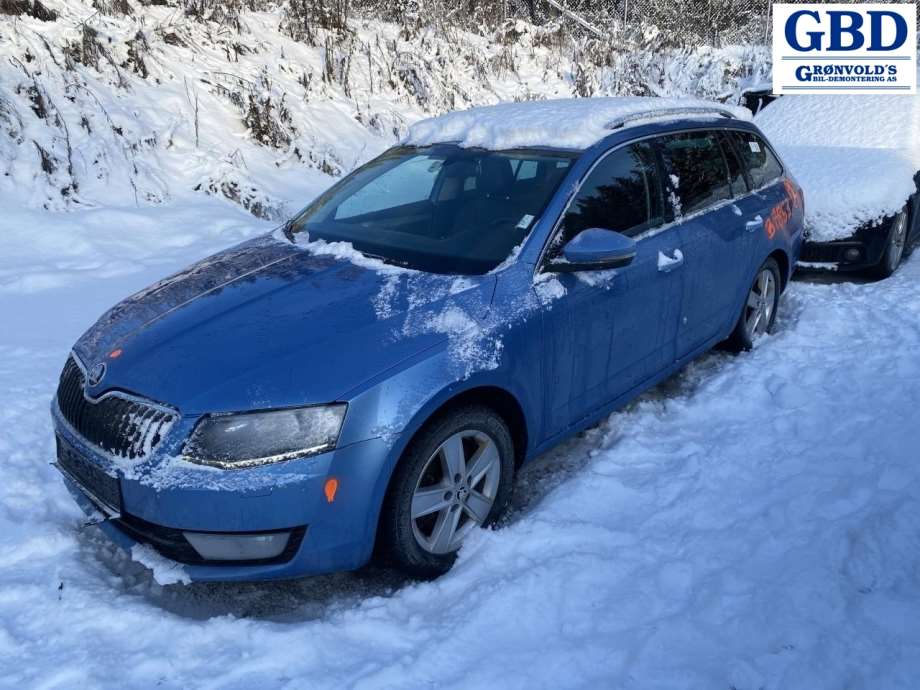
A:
[73,233,496,414]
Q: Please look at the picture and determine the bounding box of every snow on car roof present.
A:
[755,93,920,241]
[403,97,752,151]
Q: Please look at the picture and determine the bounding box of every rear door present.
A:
[658,131,757,358]
[727,129,789,259]
[539,142,683,438]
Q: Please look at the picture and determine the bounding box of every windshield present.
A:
[289,144,577,274]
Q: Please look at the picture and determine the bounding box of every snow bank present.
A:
[130,545,190,586]
[0,3,767,226]
[0,200,272,295]
[405,97,751,150]
[756,92,920,241]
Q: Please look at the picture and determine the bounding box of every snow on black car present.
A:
[755,91,920,278]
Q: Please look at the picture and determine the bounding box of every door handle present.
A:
[658,248,684,273]
[745,215,764,233]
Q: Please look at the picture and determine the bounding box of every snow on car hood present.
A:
[756,92,920,241]
[776,145,917,242]
[404,97,751,151]
[755,92,920,151]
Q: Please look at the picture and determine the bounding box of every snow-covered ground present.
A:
[2,204,920,688]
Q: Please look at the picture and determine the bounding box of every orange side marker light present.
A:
[109,349,123,359]
[324,477,339,503]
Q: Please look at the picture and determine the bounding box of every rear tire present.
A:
[868,207,909,280]
[725,257,782,352]
[377,406,514,579]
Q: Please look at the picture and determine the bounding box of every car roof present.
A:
[403,97,752,152]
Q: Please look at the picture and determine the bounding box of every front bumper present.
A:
[53,404,395,582]
[798,218,894,272]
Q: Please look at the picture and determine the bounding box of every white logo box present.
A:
[772,3,917,95]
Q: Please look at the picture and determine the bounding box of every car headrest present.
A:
[479,157,514,198]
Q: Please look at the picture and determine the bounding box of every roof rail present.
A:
[606,107,737,131]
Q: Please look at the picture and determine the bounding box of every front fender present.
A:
[338,340,536,558]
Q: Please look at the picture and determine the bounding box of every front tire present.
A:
[868,207,909,280]
[377,406,515,579]
[725,257,782,352]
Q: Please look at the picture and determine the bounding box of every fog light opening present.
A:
[182,530,291,561]
[844,248,861,262]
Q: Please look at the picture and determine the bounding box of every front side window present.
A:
[553,142,663,253]
[660,132,732,216]
[731,131,783,189]
[291,145,576,274]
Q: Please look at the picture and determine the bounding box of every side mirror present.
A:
[547,228,637,272]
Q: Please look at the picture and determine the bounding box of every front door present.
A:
[539,142,683,440]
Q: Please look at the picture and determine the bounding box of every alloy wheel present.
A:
[410,430,502,555]
[744,268,777,340]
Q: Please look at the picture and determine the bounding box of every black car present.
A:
[799,189,918,278]
[748,87,920,278]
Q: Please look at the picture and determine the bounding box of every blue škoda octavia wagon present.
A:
[52,98,804,581]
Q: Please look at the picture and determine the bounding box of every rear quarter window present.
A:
[731,131,784,189]
[718,132,748,196]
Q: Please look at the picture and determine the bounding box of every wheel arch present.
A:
[381,381,529,484]
[375,380,529,507]
[768,248,791,290]
[367,381,530,563]
[413,385,529,469]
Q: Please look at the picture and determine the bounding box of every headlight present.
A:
[183,404,347,469]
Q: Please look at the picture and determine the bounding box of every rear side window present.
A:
[731,131,783,189]
[555,142,663,247]
[660,132,731,216]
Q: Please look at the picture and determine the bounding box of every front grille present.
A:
[113,513,307,566]
[56,356,176,460]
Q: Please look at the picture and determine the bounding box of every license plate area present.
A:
[55,435,122,517]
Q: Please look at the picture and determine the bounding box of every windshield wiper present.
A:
[281,218,296,243]
[359,250,410,269]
